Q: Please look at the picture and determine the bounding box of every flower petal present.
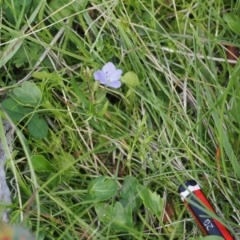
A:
[110,69,123,82]
[102,62,116,75]
[93,70,107,84]
[105,80,121,89]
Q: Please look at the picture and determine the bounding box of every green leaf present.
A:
[87,176,118,201]
[12,46,28,68]
[223,13,240,35]
[47,172,61,189]
[190,236,224,240]
[32,71,53,80]
[95,35,104,52]
[95,201,132,232]
[27,114,48,139]
[31,155,55,173]
[72,0,89,11]
[111,202,132,232]
[95,203,111,222]
[3,0,32,25]
[12,82,42,107]
[0,0,44,68]
[98,100,109,116]
[120,176,142,211]
[1,98,26,121]
[54,151,77,178]
[188,237,204,240]
[137,184,164,216]
[49,0,73,20]
[13,44,41,68]
[121,71,140,87]
[32,71,63,86]
[19,0,32,6]
[3,1,21,25]
[203,236,224,240]
[229,90,240,124]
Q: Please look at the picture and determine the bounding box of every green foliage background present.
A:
[0,0,240,239]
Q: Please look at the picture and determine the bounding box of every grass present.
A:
[1,0,240,239]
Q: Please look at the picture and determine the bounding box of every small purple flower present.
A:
[93,62,122,89]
